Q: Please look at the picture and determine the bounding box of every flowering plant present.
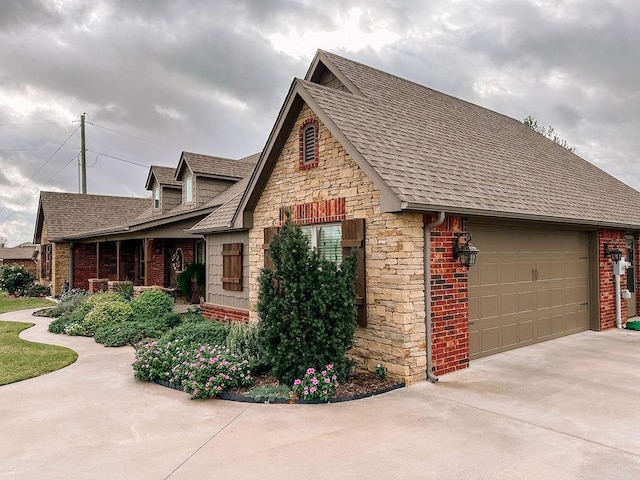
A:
[292,364,339,402]
[132,339,253,399]
[375,363,386,380]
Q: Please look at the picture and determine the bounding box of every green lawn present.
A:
[0,294,55,314]
[0,321,78,385]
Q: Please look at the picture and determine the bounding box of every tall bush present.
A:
[130,289,173,321]
[0,265,36,295]
[257,215,358,385]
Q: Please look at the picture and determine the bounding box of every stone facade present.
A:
[51,242,70,296]
[248,104,427,384]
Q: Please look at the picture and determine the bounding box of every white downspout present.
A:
[615,265,622,328]
[424,212,445,383]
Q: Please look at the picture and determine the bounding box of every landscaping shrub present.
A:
[132,339,253,398]
[48,289,90,317]
[82,292,125,314]
[20,284,51,297]
[82,300,133,335]
[94,310,184,347]
[292,364,339,402]
[114,281,134,301]
[257,215,358,385]
[226,322,266,372]
[130,289,173,321]
[48,308,85,334]
[0,265,36,295]
[159,319,230,347]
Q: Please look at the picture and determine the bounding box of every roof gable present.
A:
[233,49,640,230]
[144,165,181,190]
[175,151,256,182]
[33,192,150,243]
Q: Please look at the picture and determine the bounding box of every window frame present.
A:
[195,241,205,264]
[301,222,342,263]
[185,177,193,204]
[153,187,160,209]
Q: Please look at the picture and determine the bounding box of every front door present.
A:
[626,235,637,317]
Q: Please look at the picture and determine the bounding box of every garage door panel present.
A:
[469,225,590,360]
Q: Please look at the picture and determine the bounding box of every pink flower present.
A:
[310,387,317,393]
[324,378,331,383]
[321,370,327,376]
[312,377,319,385]
[327,364,333,370]
[306,368,315,374]
[294,379,302,385]
[332,374,337,381]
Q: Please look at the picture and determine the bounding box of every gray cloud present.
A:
[1,0,639,243]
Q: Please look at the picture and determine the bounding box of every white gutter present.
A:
[424,212,445,383]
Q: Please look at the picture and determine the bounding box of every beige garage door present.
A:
[468,224,590,360]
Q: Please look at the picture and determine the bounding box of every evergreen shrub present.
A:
[257,215,358,385]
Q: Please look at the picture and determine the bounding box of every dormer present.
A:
[174,152,256,210]
[145,166,182,215]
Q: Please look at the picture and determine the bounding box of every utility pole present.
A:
[80,113,87,194]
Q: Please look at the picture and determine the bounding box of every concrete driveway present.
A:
[1,308,640,480]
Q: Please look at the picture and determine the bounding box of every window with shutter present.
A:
[222,243,243,291]
[263,227,279,270]
[341,218,367,327]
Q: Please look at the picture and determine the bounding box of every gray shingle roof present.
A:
[35,192,149,242]
[178,152,257,180]
[189,176,251,232]
[145,165,181,190]
[0,246,36,260]
[298,50,640,228]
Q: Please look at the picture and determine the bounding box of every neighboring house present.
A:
[192,50,640,385]
[33,192,150,295]
[33,152,258,295]
[0,243,39,277]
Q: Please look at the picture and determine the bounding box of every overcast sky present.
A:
[1,0,638,245]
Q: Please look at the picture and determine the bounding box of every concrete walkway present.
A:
[1,309,640,479]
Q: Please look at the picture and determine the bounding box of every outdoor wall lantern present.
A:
[604,242,623,262]
[453,233,479,269]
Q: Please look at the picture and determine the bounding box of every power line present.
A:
[0,148,80,152]
[0,121,75,126]
[0,153,80,226]
[87,150,151,169]
[0,125,81,217]
[88,122,182,152]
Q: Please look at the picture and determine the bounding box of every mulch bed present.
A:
[154,371,404,403]
[221,371,404,403]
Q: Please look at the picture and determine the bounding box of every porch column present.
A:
[115,240,121,281]
[144,238,151,286]
[96,241,101,278]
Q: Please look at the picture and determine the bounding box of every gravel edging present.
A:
[153,378,405,404]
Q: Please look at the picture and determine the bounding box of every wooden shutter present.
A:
[222,243,243,291]
[341,218,366,327]
[263,227,279,270]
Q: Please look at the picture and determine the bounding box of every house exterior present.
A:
[0,243,39,277]
[193,50,640,385]
[33,152,258,296]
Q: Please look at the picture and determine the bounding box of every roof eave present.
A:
[400,202,640,231]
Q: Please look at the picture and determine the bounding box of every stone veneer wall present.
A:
[248,104,427,385]
[51,242,70,296]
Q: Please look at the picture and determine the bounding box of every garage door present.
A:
[468,224,590,360]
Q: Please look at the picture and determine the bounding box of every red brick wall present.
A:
[426,214,469,376]
[73,243,97,290]
[98,242,117,280]
[635,234,640,315]
[200,302,249,323]
[149,240,165,286]
[598,230,627,330]
[1,259,38,277]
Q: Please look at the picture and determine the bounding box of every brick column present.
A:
[598,229,627,330]
[428,214,469,375]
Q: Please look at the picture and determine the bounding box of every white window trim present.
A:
[301,223,342,263]
[153,187,160,209]
[185,177,194,204]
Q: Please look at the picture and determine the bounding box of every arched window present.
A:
[299,119,319,169]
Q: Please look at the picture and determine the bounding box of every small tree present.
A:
[257,215,358,385]
[523,115,575,152]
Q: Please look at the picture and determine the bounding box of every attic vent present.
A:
[299,118,319,170]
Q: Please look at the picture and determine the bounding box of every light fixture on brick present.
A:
[604,242,623,262]
[453,232,479,269]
